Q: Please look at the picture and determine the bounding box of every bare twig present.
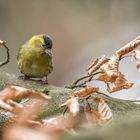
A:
[95,91,111,98]
[0,41,10,67]
[66,71,103,89]
[73,71,103,85]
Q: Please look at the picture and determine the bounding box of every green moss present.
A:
[41,87,50,95]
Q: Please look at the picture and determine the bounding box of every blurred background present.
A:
[0,0,140,99]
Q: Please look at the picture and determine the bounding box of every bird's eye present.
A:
[42,44,46,47]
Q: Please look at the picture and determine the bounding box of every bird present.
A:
[17,34,53,84]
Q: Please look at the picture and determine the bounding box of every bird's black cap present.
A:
[43,34,53,49]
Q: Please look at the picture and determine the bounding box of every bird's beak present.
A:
[45,49,52,56]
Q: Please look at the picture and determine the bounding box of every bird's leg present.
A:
[41,76,48,84]
[18,75,30,80]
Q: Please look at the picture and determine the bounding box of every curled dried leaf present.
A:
[107,73,133,93]
[87,55,109,75]
[0,86,51,113]
[84,105,100,126]
[60,96,79,116]
[100,54,120,81]
[116,36,140,57]
[6,100,24,113]
[3,102,47,140]
[3,126,48,140]
[97,73,115,83]
[0,100,13,112]
[86,36,140,94]
[43,117,69,133]
[133,50,140,71]
[0,86,51,101]
[85,97,113,126]
[96,97,113,125]
[87,58,99,70]
[98,73,133,93]
[70,86,99,98]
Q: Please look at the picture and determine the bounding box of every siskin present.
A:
[17,34,53,84]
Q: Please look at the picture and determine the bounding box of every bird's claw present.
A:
[18,75,30,81]
[41,76,49,84]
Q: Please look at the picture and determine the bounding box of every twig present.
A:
[62,107,68,116]
[73,71,103,85]
[95,91,111,98]
[66,83,87,89]
[0,43,10,67]
[96,91,140,103]
[66,71,103,89]
[121,99,140,102]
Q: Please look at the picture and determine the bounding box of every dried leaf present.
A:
[0,86,51,112]
[100,54,120,80]
[0,100,13,112]
[87,58,99,70]
[42,114,79,138]
[70,86,99,98]
[97,70,133,93]
[96,97,113,125]
[0,86,51,101]
[97,73,115,83]
[3,100,48,140]
[87,55,109,75]
[116,36,140,57]
[3,93,79,140]
[133,50,140,71]
[60,96,79,116]
[6,100,24,113]
[3,126,48,140]
[107,73,133,93]
[43,117,69,132]
[84,105,100,126]
[87,36,140,93]
[85,97,113,126]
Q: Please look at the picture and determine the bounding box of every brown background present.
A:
[0,0,140,99]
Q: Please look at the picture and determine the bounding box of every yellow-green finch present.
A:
[17,34,53,84]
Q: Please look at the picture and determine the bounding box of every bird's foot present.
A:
[41,76,49,84]
[18,75,30,81]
